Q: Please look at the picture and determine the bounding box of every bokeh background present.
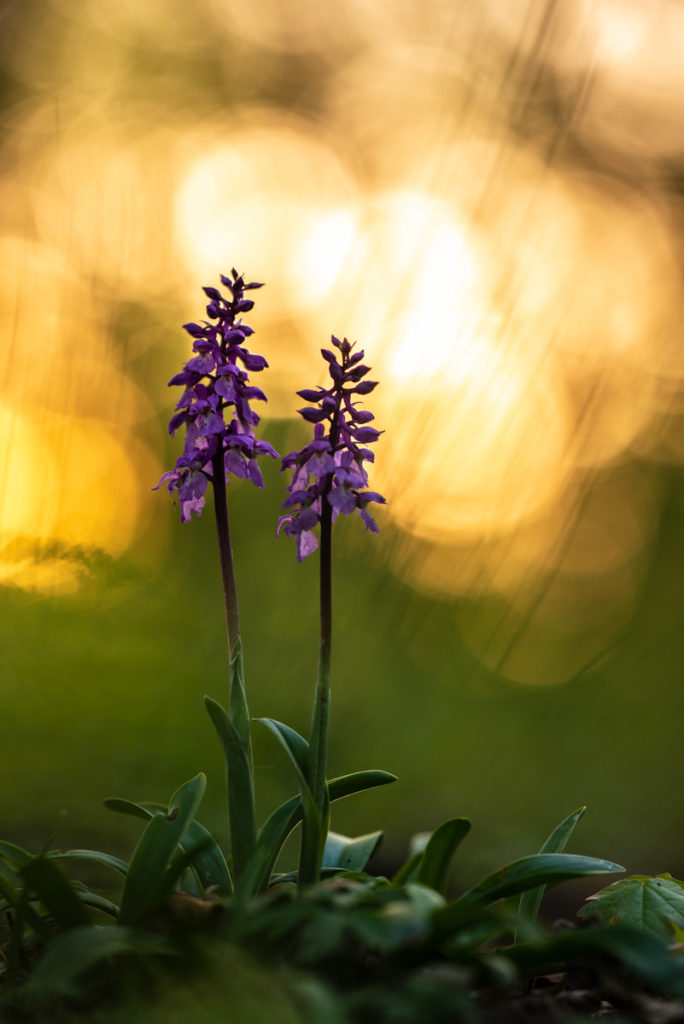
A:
[1,0,684,896]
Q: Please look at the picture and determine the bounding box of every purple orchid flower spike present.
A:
[277,335,386,885]
[278,335,386,560]
[154,269,278,521]
[153,269,278,879]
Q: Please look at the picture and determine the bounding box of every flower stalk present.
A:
[155,270,277,880]
[279,335,385,883]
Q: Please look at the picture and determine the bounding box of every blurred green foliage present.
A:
[2,426,684,894]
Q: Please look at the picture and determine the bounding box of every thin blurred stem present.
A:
[211,450,257,878]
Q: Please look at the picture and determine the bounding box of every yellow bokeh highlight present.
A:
[0,237,161,591]
[1,0,683,684]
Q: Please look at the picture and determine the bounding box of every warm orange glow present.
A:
[2,0,684,683]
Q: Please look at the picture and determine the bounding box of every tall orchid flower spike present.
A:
[155,269,278,523]
[278,335,386,561]
[278,334,385,885]
[154,270,278,881]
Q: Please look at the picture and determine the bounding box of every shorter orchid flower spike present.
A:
[154,270,278,521]
[278,335,386,560]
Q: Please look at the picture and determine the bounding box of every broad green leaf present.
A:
[105,797,231,895]
[177,820,231,896]
[516,807,585,937]
[118,773,206,925]
[23,925,179,1002]
[256,717,322,888]
[256,718,311,790]
[205,695,256,877]
[416,818,471,895]
[578,874,684,941]
[21,856,90,929]
[322,831,383,872]
[236,769,396,901]
[154,834,215,901]
[505,924,684,998]
[456,853,623,906]
[47,849,128,876]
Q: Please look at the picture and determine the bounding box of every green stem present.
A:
[310,497,332,813]
[211,451,257,877]
[298,501,332,887]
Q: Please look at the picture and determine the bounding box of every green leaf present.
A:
[322,831,383,872]
[118,773,206,925]
[47,849,128,876]
[75,890,120,919]
[416,818,471,895]
[23,925,179,1002]
[105,797,231,895]
[104,797,153,821]
[236,769,396,901]
[0,840,33,870]
[177,820,231,896]
[578,874,684,941]
[328,770,397,801]
[456,853,623,906]
[205,695,256,878]
[21,856,90,929]
[0,864,54,941]
[0,873,20,909]
[516,807,585,937]
[256,718,311,790]
[505,925,684,998]
[256,717,322,888]
[392,850,424,887]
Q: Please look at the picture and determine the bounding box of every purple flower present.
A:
[154,270,278,520]
[278,335,386,560]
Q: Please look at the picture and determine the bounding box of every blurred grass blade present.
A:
[0,840,33,870]
[21,856,90,929]
[516,807,585,940]
[23,925,179,1002]
[0,870,21,909]
[456,853,623,906]
[118,773,206,925]
[322,831,383,872]
[416,818,472,895]
[75,890,120,919]
[47,849,129,876]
